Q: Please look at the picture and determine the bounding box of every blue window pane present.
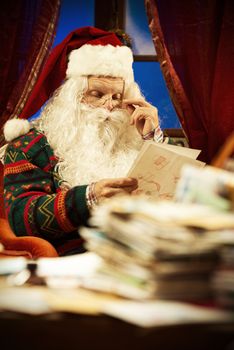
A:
[134,62,181,129]
[125,0,156,55]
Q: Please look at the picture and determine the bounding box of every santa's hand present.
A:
[94,177,138,203]
[122,99,159,136]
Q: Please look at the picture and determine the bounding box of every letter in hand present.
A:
[94,177,138,203]
[122,99,159,136]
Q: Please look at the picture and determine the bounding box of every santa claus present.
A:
[3,27,163,255]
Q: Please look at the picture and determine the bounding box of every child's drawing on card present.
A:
[128,142,205,200]
[132,171,174,199]
[133,173,161,197]
[158,192,174,200]
[153,155,169,169]
[173,175,181,185]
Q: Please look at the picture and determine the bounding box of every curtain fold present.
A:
[0,0,61,148]
[0,0,61,217]
[145,0,234,163]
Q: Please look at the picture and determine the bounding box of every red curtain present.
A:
[145,0,234,163]
[0,0,61,148]
[0,0,61,218]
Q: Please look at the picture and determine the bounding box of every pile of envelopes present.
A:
[81,164,234,302]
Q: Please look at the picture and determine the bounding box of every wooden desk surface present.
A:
[1,311,234,350]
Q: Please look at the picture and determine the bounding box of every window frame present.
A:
[94,0,158,62]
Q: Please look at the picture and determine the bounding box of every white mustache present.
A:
[79,103,129,125]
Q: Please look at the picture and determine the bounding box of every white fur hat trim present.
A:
[4,119,30,142]
[66,44,134,84]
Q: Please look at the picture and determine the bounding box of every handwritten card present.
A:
[128,142,205,200]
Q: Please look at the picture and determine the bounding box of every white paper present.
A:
[0,257,27,275]
[0,287,51,315]
[37,252,103,278]
[102,300,234,327]
[128,143,205,200]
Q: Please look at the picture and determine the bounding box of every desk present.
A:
[1,311,234,350]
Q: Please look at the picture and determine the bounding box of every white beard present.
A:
[43,104,143,187]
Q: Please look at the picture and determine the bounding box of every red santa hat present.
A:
[19,26,134,120]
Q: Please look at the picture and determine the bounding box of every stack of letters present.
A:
[174,164,234,211]
[212,238,234,309]
[81,164,234,301]
[81,199,234,300]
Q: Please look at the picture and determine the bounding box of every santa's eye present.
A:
[113,93,122,100]
[89,90,103,98]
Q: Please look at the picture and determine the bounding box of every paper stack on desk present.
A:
[80,194,234,301]
[81,163,234,301]
[175,164,234,211]
[212,237,234,309]
[173,164,234,308]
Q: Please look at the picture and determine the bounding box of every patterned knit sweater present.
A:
[3,128,90,255]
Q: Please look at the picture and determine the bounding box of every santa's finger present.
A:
[123,99,151,108]
[130,108,146,125]
[102,188,129,198]
[106,177,138,187]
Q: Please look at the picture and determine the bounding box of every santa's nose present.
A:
[102,96,114,111]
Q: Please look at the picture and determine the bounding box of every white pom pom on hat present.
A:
[3,119,30,142]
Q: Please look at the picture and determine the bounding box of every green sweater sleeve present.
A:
[4,135,90,241]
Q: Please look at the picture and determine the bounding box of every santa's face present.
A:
[82,76,125,111]
[36,76,143,187]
